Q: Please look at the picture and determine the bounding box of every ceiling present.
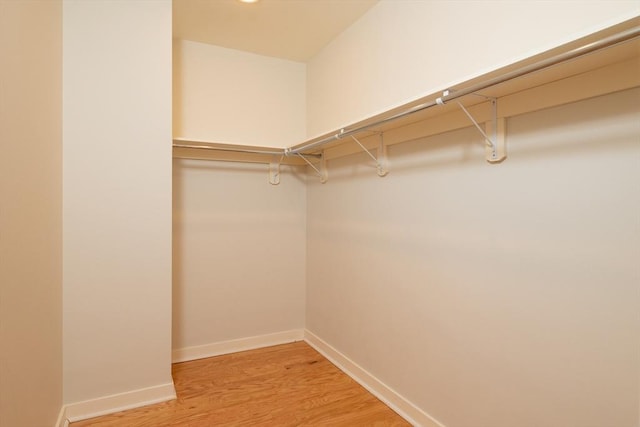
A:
[173,0,378,62]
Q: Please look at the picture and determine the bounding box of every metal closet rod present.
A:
[173,143,285,156]
[174,25,639,159]
[285,24,640,156]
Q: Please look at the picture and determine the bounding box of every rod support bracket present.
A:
[451,96,507,164]
[485,98,506,163]
[377,133,389,177]
[297,152,328,184]
[485,116,506,163]
[351,134,389,177]
[269,156,281,185]
[319,153,328,183]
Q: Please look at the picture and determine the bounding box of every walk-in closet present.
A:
[2,1,639,426]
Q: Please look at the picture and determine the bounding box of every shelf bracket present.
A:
[378,133,389,177]
[437,90,506,163]
[297,152,328,184]
[351,134,388,177]
[268,156,281,185]
[485,113,506,164]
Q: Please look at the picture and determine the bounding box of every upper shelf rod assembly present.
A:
[284,25,640,156]
[173,25,639,162]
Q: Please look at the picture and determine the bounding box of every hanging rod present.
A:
[285,24,640,156]
[173,143,285,156]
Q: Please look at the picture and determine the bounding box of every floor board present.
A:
[70,341,410,426]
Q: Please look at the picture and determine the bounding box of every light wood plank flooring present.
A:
[71,341,410,426]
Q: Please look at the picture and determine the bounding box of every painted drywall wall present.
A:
[306,88,640,427]
[172,159,306,351]
[0,1,63,425]
[63,0,173,405]
[174,40,306,148]
[307,0,640,138]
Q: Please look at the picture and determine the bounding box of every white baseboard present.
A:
[63,382,176,423]
[55,404,68,427]
[304,329,445,427]
[172,329,305,363]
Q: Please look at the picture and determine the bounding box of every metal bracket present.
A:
[269,156,281,185]
[297,151,328,184]
[438,90,506,163]
[377,133,389,177]
[485,114,506,164]
[351,133,388,177]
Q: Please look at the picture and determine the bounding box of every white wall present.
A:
[172,160,306,351]
[174,40,306,148]
[0,1,63,425]
[63,0,173,405]
[306,88,640,427]
[307,0,640,138]
[172,37,308,353]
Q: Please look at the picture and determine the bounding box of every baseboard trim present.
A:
[63,382,176,423]
[172,329,305,363]
[304,329,445,427]
[55,404,68,427]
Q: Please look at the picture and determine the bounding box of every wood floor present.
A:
[70,341,410,426]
